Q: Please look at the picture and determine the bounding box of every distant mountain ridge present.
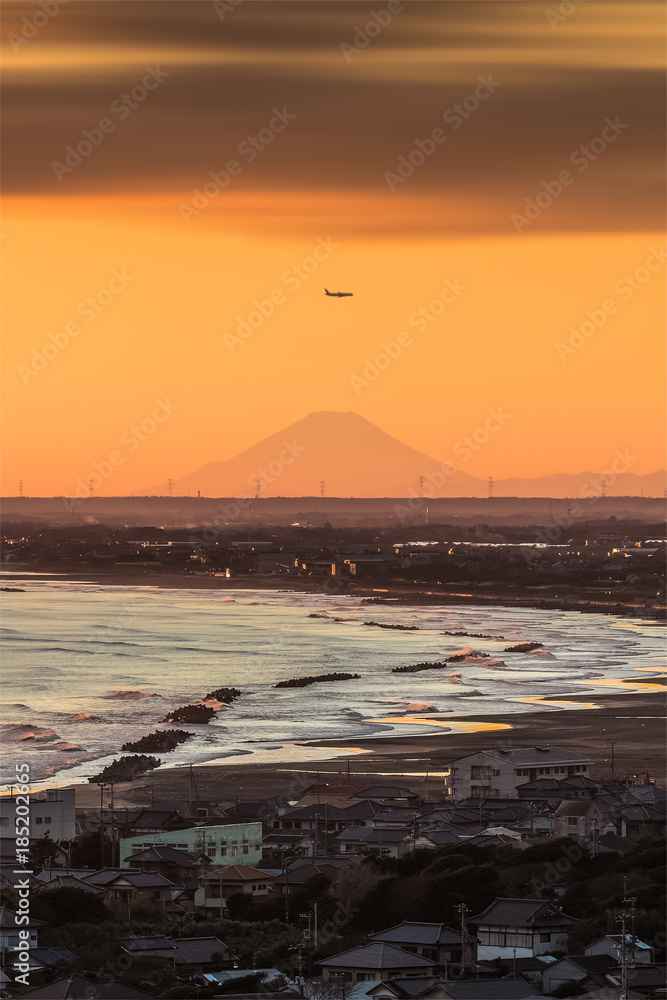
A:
[147,411,666,499]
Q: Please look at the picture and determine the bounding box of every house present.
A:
[80,868,174,906]
[585,933,654,964]
[16,975,156,998]
[120,936,232,973]
[117,808,191,838]
[0,905,43,975]
[370,921,478,973]
[262,828,315,857]
[541,955,619,993]
[35,873,104,895]
[0,788,76,841]
[119,820,263,866]
[350,787,421,807]
[335,826,414,858]
[124,845,209,884]
[553,799,605,839]
[435,981,544,999]
[444,747,595,800]
[195,864,273,916]
[271,858,358,898]
[29,947,78,972]
[575,963,667,997]
[470,898,575,961]
[317,942,437,982]
[367,976,448,999]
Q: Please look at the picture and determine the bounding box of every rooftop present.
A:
[316,942,437,970]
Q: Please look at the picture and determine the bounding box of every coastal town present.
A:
[1,741,665,999]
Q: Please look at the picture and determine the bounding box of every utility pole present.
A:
[98,783,106,868]
[419,475,425,498]
[167,478,173,498]
[320,480,325,498]
[458,903,470,976]
[255,479,261,500]
[601,479,607,498]
[89,478,94,498]
[488,476,493,498]
[109,783,116,867]
[18,480,23,498]
[606,740,616,783]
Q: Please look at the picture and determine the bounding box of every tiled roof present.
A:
[371,921,475,946]
[203,864,269,881]
[126,846,196,865]
[120,937,175,953]
[470,898,574,928]
[172,936,231,965]
[31,948,77,967]
[443,979,544,999]
[38,874,104,894]
[17,975,156,998]
[352,786,418,799]
[316,942,437,970]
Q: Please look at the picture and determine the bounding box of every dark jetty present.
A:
[447,652,490,662]
[275,672,360,689]
[504,641,543,653]
[442,631,505,640]
[89,755,161,783]
[121,729,192,753]
[162,704,216,724]
[362,621,418,631]
[392,661,448,674]
[1,587,25,592]
[204,687,241,703]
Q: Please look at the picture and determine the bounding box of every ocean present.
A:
[1,582,664,786]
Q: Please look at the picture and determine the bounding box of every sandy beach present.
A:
[68,690,666,812]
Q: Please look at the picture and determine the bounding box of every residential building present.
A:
[195,864,273,916]
[444,747,595,800]
[16,975,156,998]
[120,936,233,973]
[585,933,654,964]
[335,826,414,858]
[469,898,575,961]
[0,788,76,841]
[125,845,209,883]
[370,922,477,973]
[80,868,174,906]
[0,906,43,975]
[119,821,262,866]
[541,955,619,994]
[316,942,437,982]
[553,799,605,839]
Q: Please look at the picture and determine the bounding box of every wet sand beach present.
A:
[69,691,666,812]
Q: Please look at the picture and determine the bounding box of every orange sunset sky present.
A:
[2,1,665,496]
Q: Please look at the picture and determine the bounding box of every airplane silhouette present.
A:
[325,288,353,298]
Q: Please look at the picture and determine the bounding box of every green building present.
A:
[120,822,263,866]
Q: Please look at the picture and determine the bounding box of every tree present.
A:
[28,833,60,873]
[32,888,112,927]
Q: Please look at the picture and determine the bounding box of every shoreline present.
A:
[2,568,665,621]
[65,691,666,811]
